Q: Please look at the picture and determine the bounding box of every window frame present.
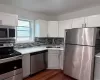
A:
[16,19,34,43]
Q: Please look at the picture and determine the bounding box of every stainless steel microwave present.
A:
[0,25,15,39]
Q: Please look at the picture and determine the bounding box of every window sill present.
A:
[15,41,34,44]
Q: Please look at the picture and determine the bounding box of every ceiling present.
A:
[0,0,100,16]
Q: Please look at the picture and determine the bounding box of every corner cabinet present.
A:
[58,19,72,37]
[35,20,48,37]
[48,21,59,37]
[85,15,100,27]
[0,12,18,26]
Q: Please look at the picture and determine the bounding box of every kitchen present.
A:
[0,0,100,80]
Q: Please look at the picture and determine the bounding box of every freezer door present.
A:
[65,28,97,46]
[63,44,95,80]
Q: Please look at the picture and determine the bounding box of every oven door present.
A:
[0,57,22,80]
[5,73,23,80]
[0,28,7,38]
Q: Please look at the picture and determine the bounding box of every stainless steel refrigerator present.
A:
[63,28,98,80]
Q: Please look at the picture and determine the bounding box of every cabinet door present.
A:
[0,12,18,26]
[59,50,64,70]
[58,20,72,37]
[48,53,59,69]
[85,15,100,27]
[35,20,48,37]
[48,50,60,69]
[22,54,30,78]
[72,17,85,29]
[48,21,58,37]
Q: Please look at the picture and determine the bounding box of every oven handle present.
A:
[0,55,22,64]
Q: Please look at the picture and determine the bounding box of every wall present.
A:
[0,4,57,21]
[57,5,100,20]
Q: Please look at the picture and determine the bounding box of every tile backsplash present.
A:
[15,37,64,48]
[35,37,64,45]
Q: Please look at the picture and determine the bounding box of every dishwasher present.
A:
[30,50,48,75]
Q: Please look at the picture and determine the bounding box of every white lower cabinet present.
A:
[59,50,64,70]
[22,54,30,78]
[48,53,59,69]
[48,50,64,69]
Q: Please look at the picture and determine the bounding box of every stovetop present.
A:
[0,50,21,59]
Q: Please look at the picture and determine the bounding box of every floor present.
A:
[24,70,76,80]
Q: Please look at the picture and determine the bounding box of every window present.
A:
[16,19,34,42]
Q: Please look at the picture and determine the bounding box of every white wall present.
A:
[0,4,57,21]
[57,5,100,20]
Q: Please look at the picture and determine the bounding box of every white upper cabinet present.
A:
[58,19,72,37]
[0,12,18,26]
[48,21,58,37]
[72,17,85,29]
[35,20,48,37]
[85,15,100,27]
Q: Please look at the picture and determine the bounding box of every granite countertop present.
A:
[15,46,64,55]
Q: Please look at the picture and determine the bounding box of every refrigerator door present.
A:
[63,44,95,80]
[65,28,97,46]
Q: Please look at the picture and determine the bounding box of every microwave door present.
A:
[0,28,7,38]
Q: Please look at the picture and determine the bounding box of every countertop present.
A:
[15,46,64,55]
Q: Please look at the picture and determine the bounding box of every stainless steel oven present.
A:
[0,55,23,80]
[0,25,15,39]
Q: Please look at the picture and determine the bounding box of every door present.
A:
[72,17,85,29]
[58,19,72,37]
[85,15,100,27]
[22,54,30,78]
[63,44,94,80]
[48,53,59,69]
[65,28,97,46]
[59,50,64,70]
[63,44,82,79]
[35,20,48,37]
[48,21,58,37]
[0,12,18,26]
[39,20,48,37]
